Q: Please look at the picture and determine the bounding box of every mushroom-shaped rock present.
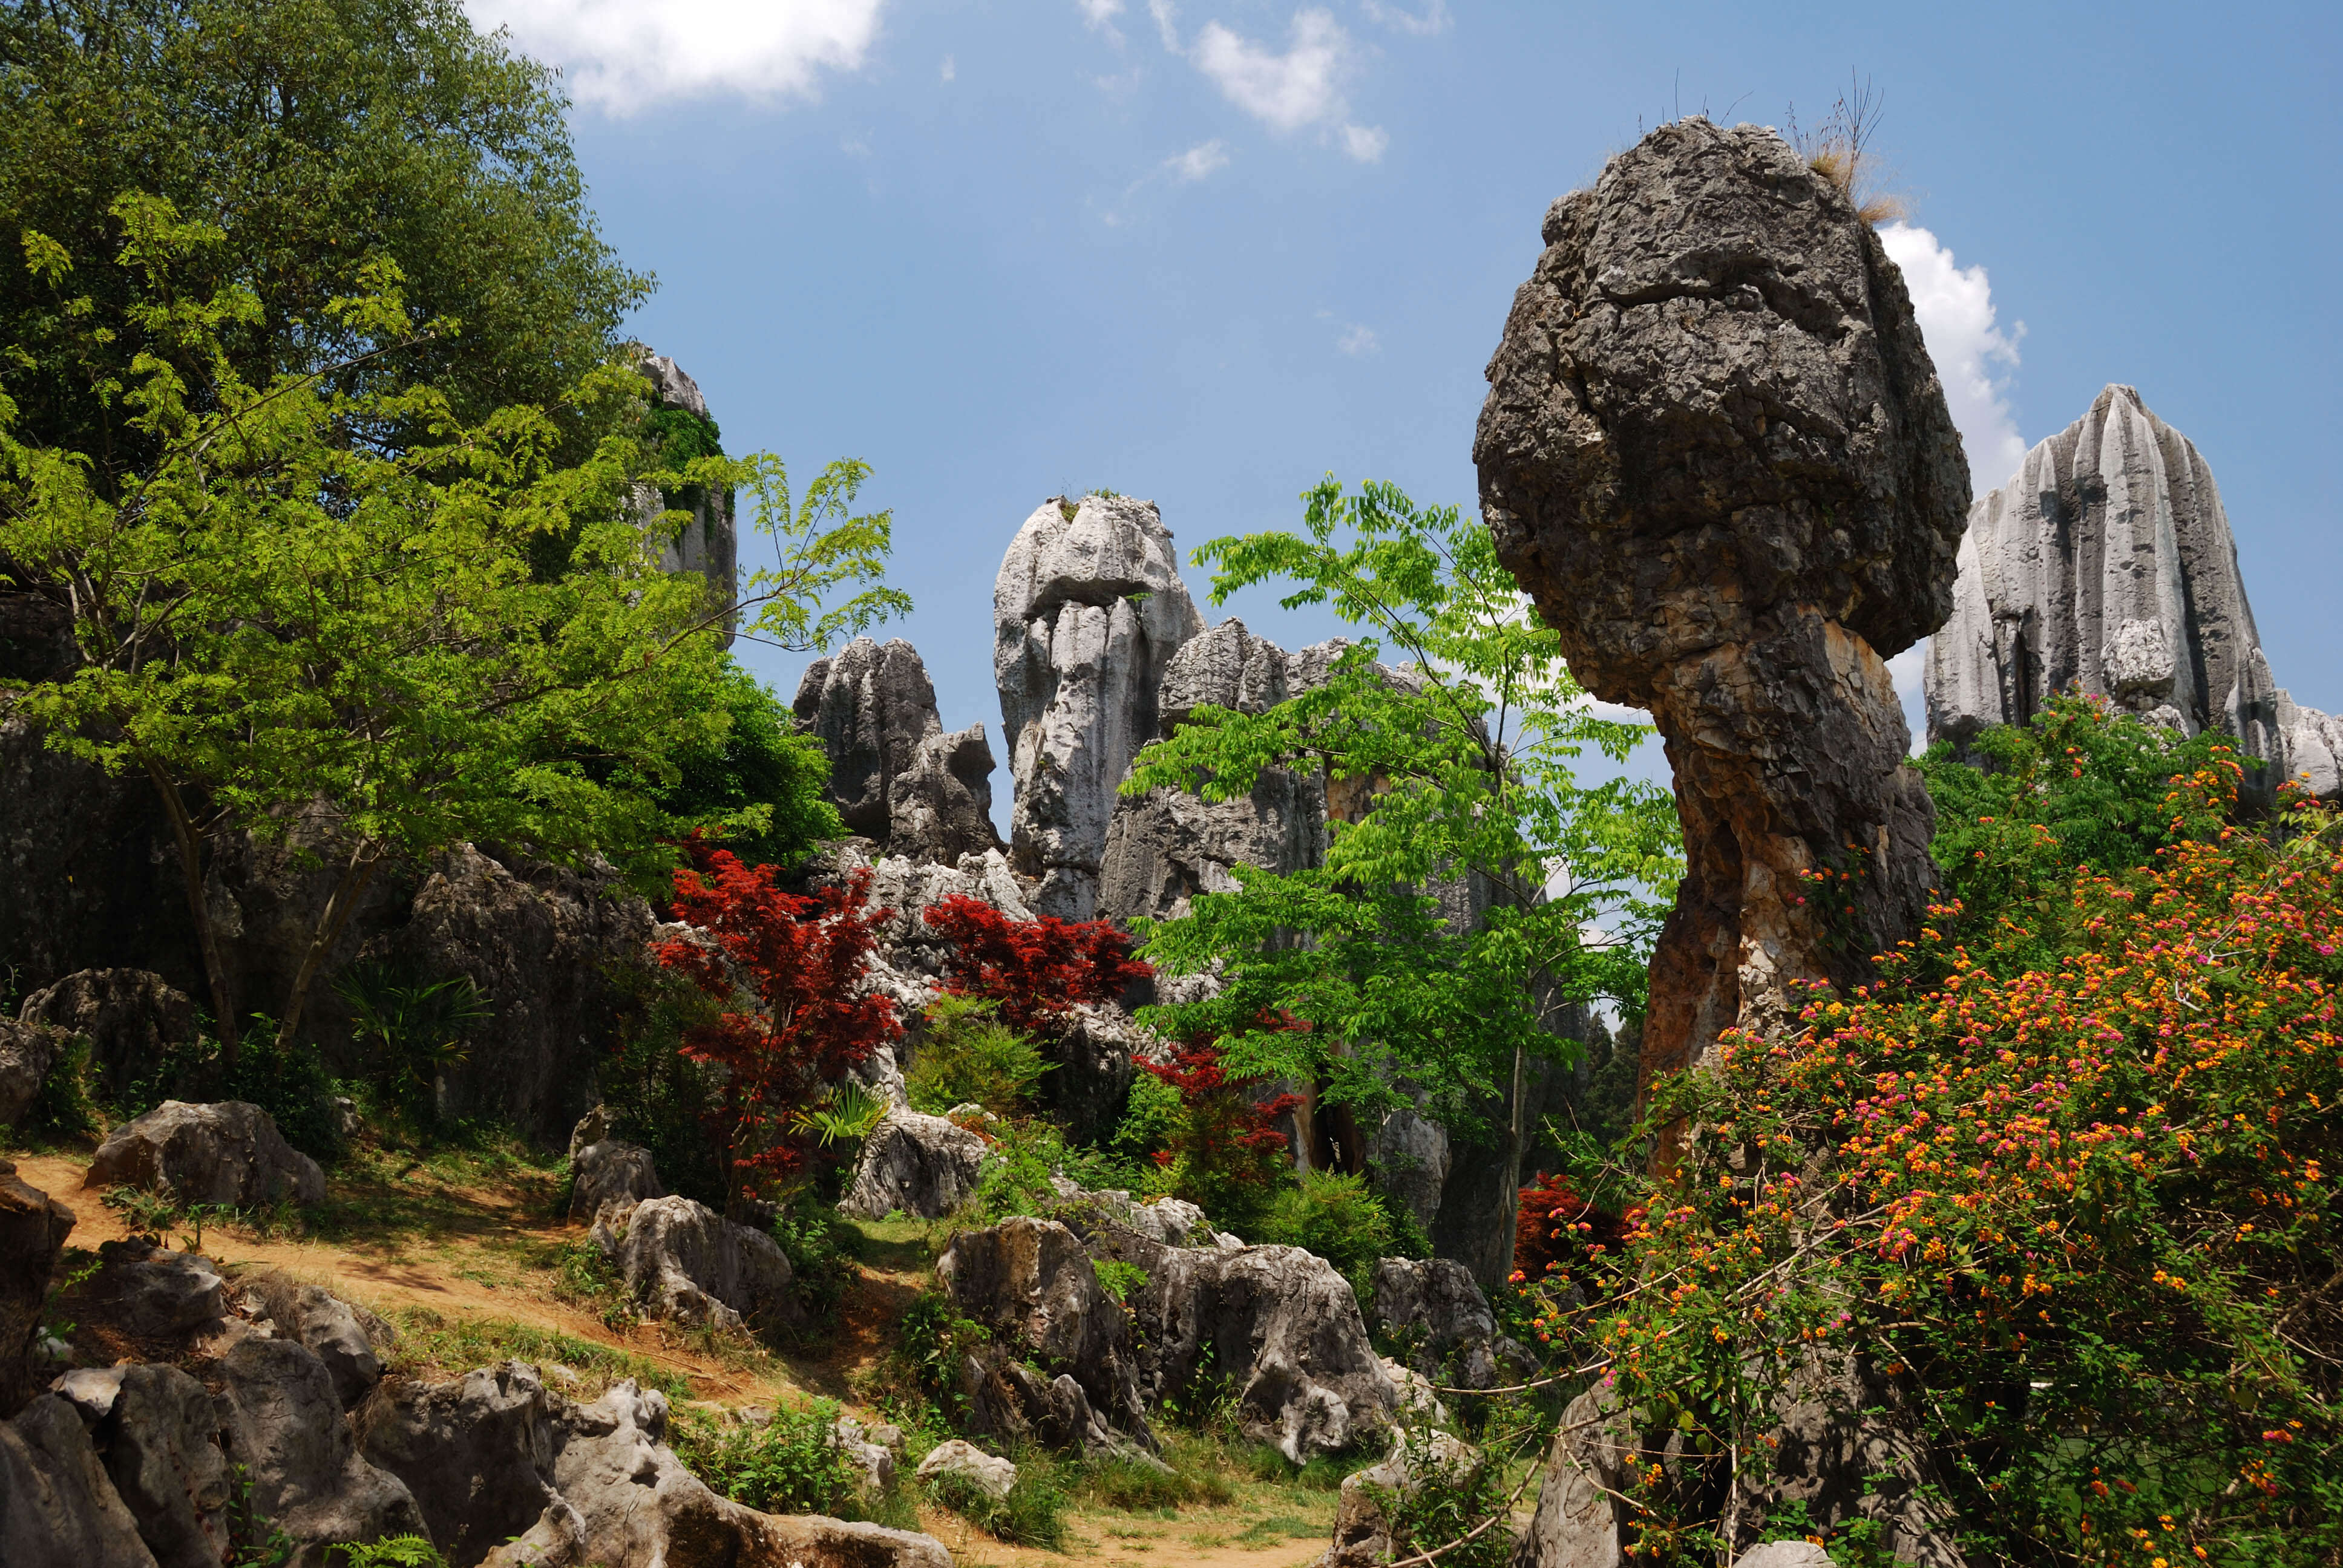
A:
[1924,383,2343,802]
[87,1102,326,1208]
[995,495,1205,917]
[1474,117,1970,1083]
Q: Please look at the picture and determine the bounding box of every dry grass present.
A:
[1787,74,1907,226]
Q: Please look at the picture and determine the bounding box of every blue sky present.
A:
[473,0,2340,806]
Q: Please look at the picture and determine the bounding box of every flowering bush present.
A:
[654,844,901,1213]
[1516,704,2341,1564]
[920,893,1151,1036]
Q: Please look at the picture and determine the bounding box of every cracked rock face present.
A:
[995,496,1205,918]
[793,638,1001,863]
[1925,383,2342,801]
[632,348,737,647]
[1473,117,1969,1086]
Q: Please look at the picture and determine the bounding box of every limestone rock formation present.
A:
[591,1195,801,1333]
[88,1102,326,1209]
[937,1217,1153,1452]
[0,1393,160,1566]
[1096,620,1337,926]
[98,1364,231,1568]
[0,1160,75,1414]
[837,1108,986,1220]
[239,1275,392,1410]
[793,638,1001,862]
[566,1140,665,1230]
[0,1019,62,1128]
[1473,117,1970,1088]
[1084,1229,1395,1462]
[1369,1256,1532,1390]
[17,970,196,1102]
[632,349,738,645]
[1316,1430,1481,1568]
[915,1439,1017,1500]
[94,1241,227,1340]
[215,1337,428,1562]
[995,495,1205,916]
[1924,384,2342,800]
[355,1362,565,1567]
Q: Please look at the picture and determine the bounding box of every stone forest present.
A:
[0,9,2338,1568]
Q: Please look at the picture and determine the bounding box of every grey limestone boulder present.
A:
[1474,116,1968,1086]
[94,1241,226,1339]
[995,494,1205,917]
[0,1019,63,1127]
[594,1195,801,1333]
[87,1102,325,1209]
[1734,1545,1838,1568]
[794,637,1000,863]
[215,1337,425,1565]
[1925,382,2341,801]
[1087,1228,1396,1462]
[1370,1256,1533,1390]
[98,1364,231,1568]
[0,1393,159,1566]
[1365,1107,1450,1237]
[1,1159,75,1413]
[18,970,196,1102]
[239,1274,391,1410]
[567,1140,664,1229]
[837,1108,986,1220]
[1317,1429,1481,1568]
[937,1217,1153,1452]
[355,1361,563,1568]
[1509,1385,1633,1568]
[914,1438,1017,1500]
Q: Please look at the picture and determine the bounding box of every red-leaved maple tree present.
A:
[920,893,1152,1035]
[655,844,901,1214]
[1138,1040,1301,1222]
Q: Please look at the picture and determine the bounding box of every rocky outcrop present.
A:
[94,1241,226,1340]
[592,1196,801,1334]
[17,970,196,1102]
[916,1438,1017,1499]
[1086,1229,1396,1462]
[1509,1386,1633,1568]
[995,495,1206,918]
[215,1336,427,1563]
[566,1140,664,1229]
[1043,1003,1154,1145]
[1,1160,76,1414]
[1096,619,1337,926]
[1369,1256,1532,1390]
[937,1218,1153,1452]
[0,1392,160,1565]
[87,1102,326,1209]
[238,1273,392,1410]
[837,1108,986,1220]
[1317,1429,1481,1568]
[1473,117,1968,1091]
[1924,383,2342,800]
[356,1362,565,1567]
[1365,1108,1450,1237]
[96,1364,232,1568]
[0,1019,63,1127]
[794,638,1000,863]
[632,349,738,645]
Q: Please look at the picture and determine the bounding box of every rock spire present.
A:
[792,637,1001,864]
[1473,117,1971,1091]
[1925,383,2341,799]
[994,495,1205,917]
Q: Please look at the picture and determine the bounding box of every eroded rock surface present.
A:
[17,970,195,1102]
[0,1393,160,1566]
[0,1020,62,1128]
[99,1364,231,1568]
[795,638,1001,862]
[1925,383,2342,800]
[1086,1229,1395,1462]
[0,1160,74,1414]
[356,1361,563,1567]
[995,495,1205,917]
[937,1217,1152,1452]
[1369,1256,1532,1390]
[1317,1430,1480,1568]
[567,1140,665,1230]
[837,1108,986,1220]
[215,1337,426,1564]
[632,348,738,644]
[87,1102,326,1209]
[592,1195,801,1333]
[1473,116,1968,1088]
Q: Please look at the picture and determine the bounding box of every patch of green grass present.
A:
[382,1304,687,1401]
[1079,1443,1236,1511]
[1234,1514,1321,1546]
[926,1462,1070,1549]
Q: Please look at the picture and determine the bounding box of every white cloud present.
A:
[1362,0,1449,34]
[939,54,954,81]
[1172,8,1384,161]
[1336,322,1378,356]
[1879,222,2027,490]
[1165,140,1230,181]
[470,0,884,113]
[1076,0,1123,22]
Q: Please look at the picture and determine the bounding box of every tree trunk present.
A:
[274,837,384,1053]
[141,757,239,1064]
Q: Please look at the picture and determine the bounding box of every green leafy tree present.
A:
[1130,477,1682,1248]
[0,0,649,479]
[650,660,842,873]
[0,199,899,1062]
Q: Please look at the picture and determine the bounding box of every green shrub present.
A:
[926,1463,1068,1548]
[119,1024,341,1163]
[1259,1168,1393,1289]
[333,963,489,1133]
[768,1186,860,1318]
[1364,1426,1512,1568]
[8,1034,98,1146]
[655,661,844,874]
[906,997,1051,1117]
[1110,1069,1184,1170]
[968,1117,1069,1225]
[894,1288,991,1425]
[597,965,729,1209]
[330,1537,448,1567]
[1092,1258,1148,1305]
[669,1399,858,1515]
[1079,1446,1233,1510]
